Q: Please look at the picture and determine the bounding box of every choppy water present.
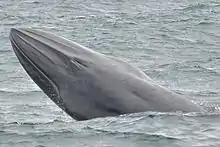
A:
[1,0,220,146]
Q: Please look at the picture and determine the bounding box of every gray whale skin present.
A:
[9,28,201,121]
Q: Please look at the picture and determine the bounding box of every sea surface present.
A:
[1,0,220,146]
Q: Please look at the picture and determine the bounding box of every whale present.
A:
[9,28,201,121]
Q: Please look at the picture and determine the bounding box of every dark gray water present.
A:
[1,0,220,146]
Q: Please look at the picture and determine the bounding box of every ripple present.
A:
[174,89,219,97]
[158,61,220,76]
[3,119,70,126]
[198,21,215,25]
[0,89,41,94]
[182,3,210,11]
[0,50,12,53]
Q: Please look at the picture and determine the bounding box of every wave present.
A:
[85,126,180,140]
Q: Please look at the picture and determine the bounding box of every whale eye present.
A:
[70,57,89,73]
[73,57,88,68]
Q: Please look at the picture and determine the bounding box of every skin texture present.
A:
[9,28,201,121]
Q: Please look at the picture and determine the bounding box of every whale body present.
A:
[9,28,201,120]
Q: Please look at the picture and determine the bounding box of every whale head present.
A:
[9,28,100,120]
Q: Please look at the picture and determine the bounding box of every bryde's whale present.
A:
[9,28,201,120]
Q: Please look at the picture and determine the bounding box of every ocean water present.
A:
[1,0,220,146]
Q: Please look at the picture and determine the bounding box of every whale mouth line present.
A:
[10,34,60,100]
